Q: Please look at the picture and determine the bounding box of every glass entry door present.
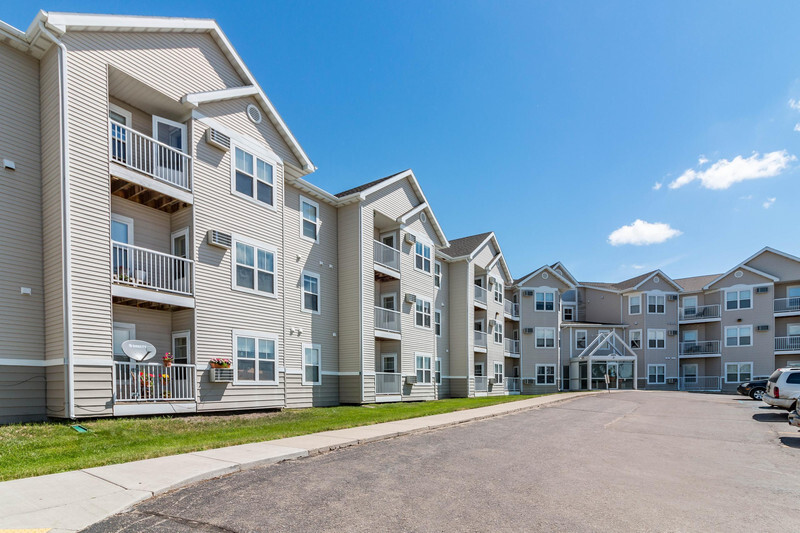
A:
[606,361,619,389]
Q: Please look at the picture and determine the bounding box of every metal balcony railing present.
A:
[112,241,193,296]
[679,340,721,356]
[504,300,519,318]
[373,240,400,272]
[775,336,800,352]
[110,120,192,191]
[374,306,401,333]
[474,330,488,348]
[678,376,721,391]
[679,304,721,321]
[114,361,195,402]
[504,377,521,392]
[375,372,402,394]
[504,338,520,355]
[474,285,487,305]
[474,376,488,391]
[775,297,800,313]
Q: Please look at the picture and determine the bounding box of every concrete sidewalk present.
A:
[0,391,600,533]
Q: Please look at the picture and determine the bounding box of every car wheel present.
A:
[750,388,766,401]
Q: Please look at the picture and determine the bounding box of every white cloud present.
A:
[763,197,776,209]
[608,219,682,246]
[740,194,753,200]
[668,150,795,190]
[794,123,800,132]
[652,181,662,191]
[698,155,709,165]
[790,99,800,111]
[631,264,645,270]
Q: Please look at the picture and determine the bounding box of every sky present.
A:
[4,1,800,282]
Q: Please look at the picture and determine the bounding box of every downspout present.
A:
[39,21,75,419]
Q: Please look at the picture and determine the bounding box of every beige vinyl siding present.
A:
[336,202,361,403]
[435,259,450,398]
[112,304,173,356]
[747,251,800,282]
[0,367,46,423]
[108,96,151,137]
[447,260,470,397]
[110,196,171,253]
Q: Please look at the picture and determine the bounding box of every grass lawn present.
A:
[0,394,546,481]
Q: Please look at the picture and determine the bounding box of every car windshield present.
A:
[768,370,783,383]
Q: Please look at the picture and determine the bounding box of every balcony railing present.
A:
[775,336,800,352]
[474,330,487,348]
[679,304,721,321]
[775,297,800,314]
[504,377,521,393]
[112,241,193,296]
[110,120,192,191]
[375,372,402,394]
[504,338,520,355]
[678,376,721,391]
[474,376,488,392]
[373,240,400,272]
[374,306,401,333]
[114,361,195,402]
[474,285,487,305]
[504,300,519,318]
[679,340,721,356]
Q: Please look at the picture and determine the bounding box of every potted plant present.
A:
[162,352,174,367]
[210,357,232,369]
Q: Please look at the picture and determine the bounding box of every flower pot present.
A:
[211,363,229,369]
[164,361,172,368]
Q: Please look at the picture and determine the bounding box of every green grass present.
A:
[0,394,546,481]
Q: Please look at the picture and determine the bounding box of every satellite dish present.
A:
[121,340,157,362]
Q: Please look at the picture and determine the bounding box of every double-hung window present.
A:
[630,329,642,349]
[415,354,432,383]
[536,364,556,385]
[415,241,431,273]
[234,240,275,296]
[493,362,504,384]
[233,147,274,207]
[434,261,442,288]
[435,358,442,384]
[647,329,666,349]
[725,325,752,347]
[494,322,503,344]
[302,343,321,385]
[575,330,587,349]
[233,331,277,384]
[648,364,666,384]
[726,289,752,310]
[725,362,752,383]
[434,310,442,337]
[494,282,503,303]
[647,295,665,314]
[302,272,320,313]
[536,327,556,348]
[629,295,641,315]
[415,298,432,329]
[536,291,555,311]
[300,197,320,242]
[563,306,574,321]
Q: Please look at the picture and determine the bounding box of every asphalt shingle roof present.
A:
[334,170,409,198]
[439,232,493,258]
[674,274,721,293]
[580,270,659,291]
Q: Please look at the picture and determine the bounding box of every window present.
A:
[233,331,277,384]
[629,295,641,315]
[435,358,442,384]
[725,325,752,347]
[648,364,666,384]
[434,310,442,337]
[494,322,503,344]
[536,327,556,348]
[300,197,320,242]
[494,362,504,384]
[233,147,274,207]
[630,329,642,350]
[563,306,574,321]
[113,322,136,360]
[536,364,556,385]
[725,362,752,383]
[415,354,432,384]
[302,272,320,313]
[415,298,432,329]
[682,296,697,316]
[535,291,555,311]
[494,282,503,303]
[382,354,397,373]
[172,331,191,365]
[415,241,431,273]
[647,329,666,349]
[234,240,276,296]
[302,343,321,385]
[726,289,752,310]
[434,261,442,288]
[647,295,665,314]
[575,330,587,350]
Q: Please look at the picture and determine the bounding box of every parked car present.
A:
[737,379,768,400]
[789,404,800,429]
[763,368,800,410]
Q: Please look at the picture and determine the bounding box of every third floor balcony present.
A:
[679,340,721,357]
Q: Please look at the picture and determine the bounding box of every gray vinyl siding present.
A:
[337,202,361,403]
[435,259,450,398]
[447,260,470,397]
[0,367,46,424]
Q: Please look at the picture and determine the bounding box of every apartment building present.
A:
[1,11,798,424]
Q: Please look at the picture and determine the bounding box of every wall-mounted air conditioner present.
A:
[405,293,417,304]
[667,330,678,336]
[404,233,416,244]
[207,230,232,249]
[755,286,769,294]
[522,289,534,297]
[206,128,231,151]
[667,294,678,301]
[489,276,497,285]
[488,319,497,328]
[756,325,769,332]
[523,327,534,334]
[405,375,417,385]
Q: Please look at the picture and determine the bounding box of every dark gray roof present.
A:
[334,170,409,198]
[581,270,658,291]
[674,274,721,292]
[439,232,493,258]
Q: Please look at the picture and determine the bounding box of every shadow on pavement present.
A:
[779,436,800,448]
[752,412,787,422]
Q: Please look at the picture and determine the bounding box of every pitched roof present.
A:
[334,170,409,198]
[439,232,493,258]
[674,274,721,293]
[580,271,658,291]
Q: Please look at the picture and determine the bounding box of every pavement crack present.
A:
[128,509,239,533]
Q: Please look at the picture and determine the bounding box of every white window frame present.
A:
[494,281,503,303]
[494,362,504,384]
[535,291,555,312]
[494,321,503,344]
[415,297,432,330]
[231,236,277,298]
[381,353,397,373]
[647,364,666,384]
[725,289,752,311]
[230,144,277,210]
[629,329,642,350]
[434,310,442,337]
[414,240,432,274]
[152,115,188,154]
[725,325,753,347]
[535,364,556,385]
[647,329,666,349]
[535,327,556,348]
[232,330,279,386]
[110,213,134,244]
[575,330,587,350]
[562,305,575,321]
[109,102,132,126]
[301,270,321,315]
[171,330,191,364]
[171,227,190,258]
[628,294,641,315]
[434,261,442,288]
[415,353,432,384]
[647,294,665,314]
[435,358,442,384]
[381,292,398,311]
[299,195,321,243]
[724,362,753,384]
[474,362,485,377]
[302,343,322,386]
[113,322,136,358]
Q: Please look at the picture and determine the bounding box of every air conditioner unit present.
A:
[488,378,496,385]
[405,375,417,385]
[667,294,678,301]
[488,319,497,328]
[207,230,232,249]
[489,276,497,285]
[522,289,534,297]
[667,330,678,336]
[666,377,677,384]
[405,293,417,304]
[757,325,769,332]
[523,327,534,334]
[205,128,230,151]
[755,286,769,294]
[404,233,416,245]
[523,378,535,385]
[210,368,234,383]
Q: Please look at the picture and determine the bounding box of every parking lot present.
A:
[86,391,800,532]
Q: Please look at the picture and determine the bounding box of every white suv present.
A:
[763,367,800,410]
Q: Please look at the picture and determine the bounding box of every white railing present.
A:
[112,241,194,296]
[679,304,721,321]
[775,297,800,313]
[679,340,721,356]
[110,120,192,191]
[504,338,520,355]
[114,361,195,402]
[504,377,521,392]
[474,376,488,391]
[775,336,800,352]
[374,306,401,333]
[375,372,402,394]
[678,376,721,391]
[373,240,400,272]
[474,285,487,305]
[504,300,519,318]
[474,330,487,348]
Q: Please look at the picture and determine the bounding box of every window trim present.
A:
[435,357,442,385]
[231,236,278,298]
[494,281,503,304]
[628,294,642,315]
[415,296,433,330]
[381,353,397,373]
[230,143,278,211]
[301,270,321,315]
[647,329,666,349]
[725,325,753,347]
[647,364,666,384]
[299,195,321,244]
[724,361,753,384]
[434,261,442,288]
[647,294,666,314]
[535,327,556,349]
[302,343,322,386]
[725,288,753,311]
[562,305,575,321]
[494,321,503,344]
[109,102,133,126]
[434,309,442,337]
[575,329,587,350]
[110,213,134,244]
[629,329,642,350]
[113,322,136,358]
[535,364,556,385]
[535,290,556,312]
[414,352,433,384]
[232,329,279,386]
[414,240,432,275]
[171,330,191,365]
[493,362,504,384]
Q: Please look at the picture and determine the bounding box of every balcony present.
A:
[474,285,488,307]
[679,340,721,357]
[111,242,194,308]
[474,330,488,350]
[504,338,520,357]
[504,300,519,319]
[375,372,402,395]
[113,361,196,402]
[679,304,721,322]
[775,336,800,352]
[474,376,488,392]
[678,376,721,391]
[775,297,800,315]
[373,240,400,280]
[374,306,401,340]
[504,377,521,393]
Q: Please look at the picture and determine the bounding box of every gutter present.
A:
[38,21,75,420]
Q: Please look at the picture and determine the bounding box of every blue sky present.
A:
[5,1,800,282]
